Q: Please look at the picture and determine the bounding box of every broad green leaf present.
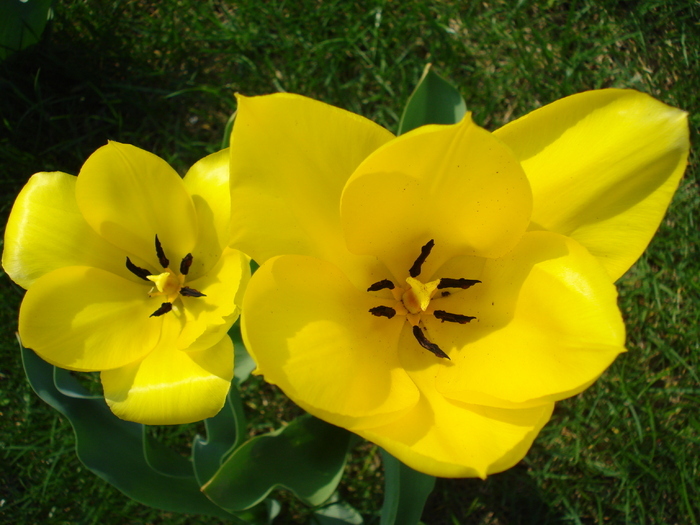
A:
[311,493,364,524]
[379,449,436,525]
[397,63,467,135]
[203,415,352,511]
[143,429,195,479]
[21,346,240,521]
[192,385,246,485]
[0,0,54,61]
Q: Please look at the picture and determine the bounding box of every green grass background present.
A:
[1,0,698,523]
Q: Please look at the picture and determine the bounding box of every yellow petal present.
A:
[177,247,250,351]
[229,93,393,288]
[357,338,554,478]
[341,113,533,281]
[242,254,420,429]
[75,142,198,267]
[431,231,625,409]
[19,266,161,371]
[2,172,128,289]
[494,89,689,281]
[102,328,233,425]
[183,148,231,278]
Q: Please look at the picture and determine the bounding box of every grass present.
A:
[1,0,698,523]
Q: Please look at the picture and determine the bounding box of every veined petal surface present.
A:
[75,142,198,266]
[358,337,554,478]
[431,231,625,408]
[3,172,128,288]
[494,89,689,281]
[229,93,394,287]
[102,327,233,425]
[183,148,231,278]
[242,254,420,429]
[19,266,161,371]
[341,114,532,281]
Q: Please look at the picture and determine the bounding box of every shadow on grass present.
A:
[425,464,565,525]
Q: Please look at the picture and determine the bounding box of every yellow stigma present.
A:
[147,268,183,302]
[402,276,440,314]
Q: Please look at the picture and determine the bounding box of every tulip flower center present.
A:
[125,235,206,317]
[368,239,479,360]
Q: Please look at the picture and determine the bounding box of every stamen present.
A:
[434,310,476,324]
[370,305,397,319]
[437,278,481,289]
[181,286,206,297]
[367,279,395,292]
[180,253,193,275]
[408,239,434,278]
[126,257,151,281]
[150,302,173,317]
[155,235,169,268]
[412,325,450,360]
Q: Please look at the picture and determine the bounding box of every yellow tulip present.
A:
[3,142,250,425]
[229,90,688,478]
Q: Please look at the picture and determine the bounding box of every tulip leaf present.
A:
[222,110,237,150]
[0,0,54,61]
[311,494,364,524]
[203,414,352,511]
[379,449,436,525]
[398,63,466,135]
[53,366,102,400]
[20,346,241,521]
[192,384,246,485]
[143,430,196,479]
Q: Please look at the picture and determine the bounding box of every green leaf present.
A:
[21,346,240,521]
[203,415,352,511]
[379,449,436,525]
[0,0,54,61]
[221,110,237,150]
[311,493,364,524]
[192,385,246,485]
[397,63,467,135]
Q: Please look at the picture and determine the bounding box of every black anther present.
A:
[412,325,450,359]
[409,239,434,278]
[180,253,193,275]
[437,278,481,289]
[367,279,395,292]
[180,286,206,297]
[150,302,173,317]
[155,235,169,268]
[433,310,476,324]
[369,305,397,319]
[126,257,151,281]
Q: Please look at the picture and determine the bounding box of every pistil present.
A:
[125,235,206,317]
[367,239,480,359]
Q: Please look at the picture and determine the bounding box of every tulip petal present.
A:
[431,231,625,408]
[183,148,231,278]
[75,142,198,267]
[242,254,420,429]
[19,266,161,371]
[229,93,394,288]
[3,172,130,289]
[102,329,233,425]
[358,337,553,478]
[177,247,250,351]
[494,89,689,281]
[341,114,532,281]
